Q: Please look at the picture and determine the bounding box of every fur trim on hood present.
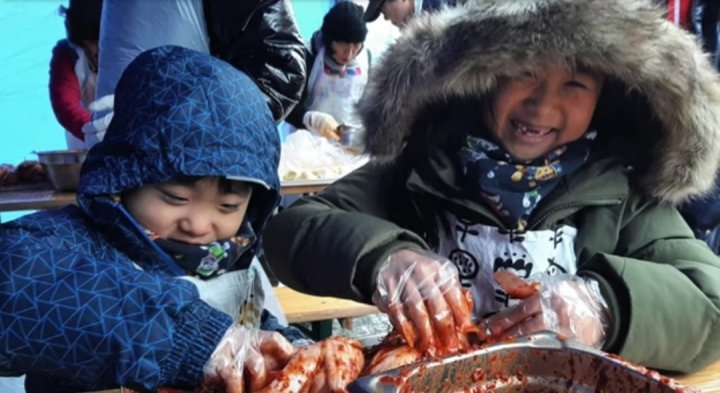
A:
[358,0,720,204]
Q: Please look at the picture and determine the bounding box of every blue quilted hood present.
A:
[78,45,281,240]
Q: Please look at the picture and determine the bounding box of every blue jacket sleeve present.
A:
[0,246,233,391]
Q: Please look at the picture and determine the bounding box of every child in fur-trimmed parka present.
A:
[264,0,720,373]
[0,46,302,392]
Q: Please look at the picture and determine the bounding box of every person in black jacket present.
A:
[95,0,306,125]
[202,0,306,121]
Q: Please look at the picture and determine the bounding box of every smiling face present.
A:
[123,177,252,245]
[381,0,415,27]
[485,65,603,162]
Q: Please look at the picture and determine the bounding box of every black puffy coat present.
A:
[203,0,306,121]
[98,0,306,122]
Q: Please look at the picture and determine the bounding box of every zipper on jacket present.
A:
[528,199,623,231]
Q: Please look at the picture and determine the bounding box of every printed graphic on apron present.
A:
[438,213,578,318]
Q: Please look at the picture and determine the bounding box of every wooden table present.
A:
[0,182,76,212]
[274,285,378,340]
[278,179,336,196]
[0,179,334,213]
[675,359,720,392]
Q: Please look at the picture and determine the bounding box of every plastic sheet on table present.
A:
[279,130,368,182]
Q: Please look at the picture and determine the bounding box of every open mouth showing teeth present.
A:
[513,120,554,137]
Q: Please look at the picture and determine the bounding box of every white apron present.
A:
[437,213,578,319]
[306,47,369,127]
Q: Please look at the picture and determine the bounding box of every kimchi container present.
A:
[348,332,699,393]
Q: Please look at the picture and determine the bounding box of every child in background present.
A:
[49,0,108,149]
[285,1,371,141]
[2,45,300,392]
[265,0,720,374]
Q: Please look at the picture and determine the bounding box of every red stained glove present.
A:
[255,336,364,393]
[372,249,473,356]
[482,273,609,348]
[203,324,295,392]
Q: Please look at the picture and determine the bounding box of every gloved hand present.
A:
[372,249,473,356]
[82,94,115,148]
[256,336,363,393]
[302,111,340,141]
[482,273,609,348]
[203,324,295,392]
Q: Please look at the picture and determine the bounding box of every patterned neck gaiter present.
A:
[460,130,597,231]
[145,226,256,279]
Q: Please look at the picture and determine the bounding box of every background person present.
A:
[90,0,306,147]
[363,0,460,28]
[49,0,107,149]
[264,0,720,373]
[285,1,371,141]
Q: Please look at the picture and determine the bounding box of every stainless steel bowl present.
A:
[338,124,365,153]
[349,332,699,393]
[36,149,87,191]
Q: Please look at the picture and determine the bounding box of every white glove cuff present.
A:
[302,111,316,130]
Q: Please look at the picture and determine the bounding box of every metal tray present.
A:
[348,332,699,393]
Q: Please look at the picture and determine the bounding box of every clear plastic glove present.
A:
[255,336,363,393]
[372,249,473,356]
[203,324,295,392]
[482,273,609,348]
[302,111,340,141]
[82,94,115,148]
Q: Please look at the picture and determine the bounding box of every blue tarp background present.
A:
[0,1,68,164]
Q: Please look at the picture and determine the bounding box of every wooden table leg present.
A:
[339,317,353,330]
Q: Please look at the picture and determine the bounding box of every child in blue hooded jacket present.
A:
[0,46,301,392]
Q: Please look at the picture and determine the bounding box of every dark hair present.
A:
[321,1,368,49]
[59,0,103,44]
[173,175,254,196]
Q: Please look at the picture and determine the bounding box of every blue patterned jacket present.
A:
[0,46,281,392]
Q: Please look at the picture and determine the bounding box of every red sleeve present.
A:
[49,42,90,141]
